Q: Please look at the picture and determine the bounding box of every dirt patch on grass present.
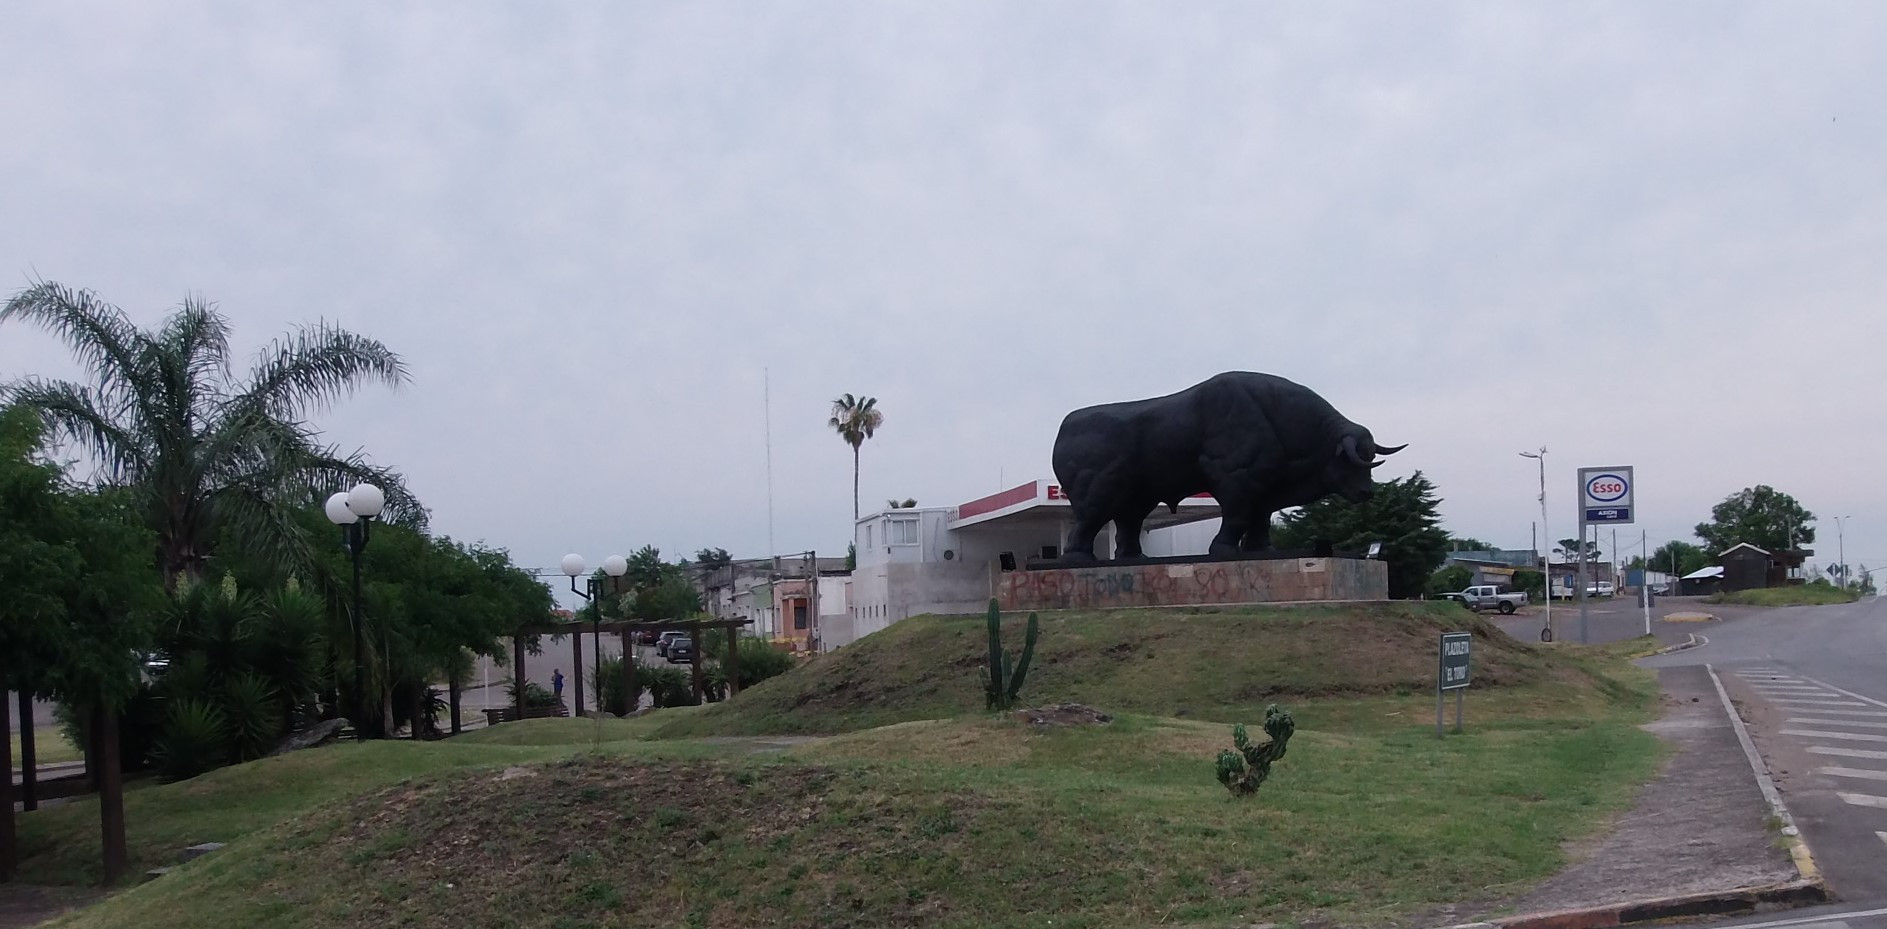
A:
[1015,703,1113,727]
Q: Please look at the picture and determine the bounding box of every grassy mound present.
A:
[1707,584,1859,607]
[61,704,1661,929]
[655,601,1590,737]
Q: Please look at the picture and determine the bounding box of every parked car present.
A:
[1437,585,1529,614]
[1585,581,1616,598]
[665,636,696,664]
[655,631,686,657]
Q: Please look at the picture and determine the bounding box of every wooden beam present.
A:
[726,626,741,698]
[512,635,527,720]
[1,688,15,881]
[448,673,462,735]
[689,622,705,705]
[16,689,35,810]
[96,704,126,885]
[571,631,585,717]
[620,630,635,717]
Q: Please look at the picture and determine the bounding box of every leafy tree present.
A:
[1695,485,1815,555]
[1,281,420,589]
[828,393,883,521]
[1555,538,1602,563]
[693,547,731,570]
[1447,536,1495,552]
[886,498,917,509]
[1273,471,1451,599]
[1512,569,1545,598]
[1427,565,1473,596]
[1647,540,1711,577]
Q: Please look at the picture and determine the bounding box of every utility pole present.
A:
[1520,449,1551,641]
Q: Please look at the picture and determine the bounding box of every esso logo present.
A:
[1586,475,1628,502]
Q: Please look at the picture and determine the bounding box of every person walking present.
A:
[551,668,565,705]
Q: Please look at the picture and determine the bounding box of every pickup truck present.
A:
[1438,585,1529,614]
[1585,581,1616,598]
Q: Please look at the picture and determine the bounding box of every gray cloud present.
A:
[5,2,1885,596]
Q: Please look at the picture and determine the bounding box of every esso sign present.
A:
[1585,476,1628,502]
[1578,465,1635,524]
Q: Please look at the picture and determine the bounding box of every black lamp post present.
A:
[326,483,385,741]
[562,553,628,714]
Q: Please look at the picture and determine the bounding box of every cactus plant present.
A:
[984,598,1039,711]
[1215,704,1295,797]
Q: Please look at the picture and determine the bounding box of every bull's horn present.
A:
[1375,443,1408,455]
[1371,460,1386,469]
[1339,435,1370,466]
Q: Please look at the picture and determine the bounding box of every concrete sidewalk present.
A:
[1413,665,1817,929]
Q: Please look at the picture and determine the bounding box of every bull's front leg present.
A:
[1210,513,1248,556]
[1239,506,1278,552]
[1062,507,1107,563]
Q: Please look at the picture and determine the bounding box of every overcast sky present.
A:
[4,3,1884,600]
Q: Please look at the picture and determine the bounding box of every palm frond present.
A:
[1,281,158,421]
[201,480,319,580]
[236,321,408,421]
[5,378,147,479]
[301,446,428,530]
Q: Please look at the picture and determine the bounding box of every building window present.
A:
[866,524,873,547]
[794,601,808,630]
[888,518,918,545]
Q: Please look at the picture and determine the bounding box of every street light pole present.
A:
[1520,449,1551,642]
[1835,516,1851,589]
[326,483,386,741]
[563,554,627,714]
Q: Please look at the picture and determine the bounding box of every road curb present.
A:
[1428,664,1830,929]
[1704,662,1825,888]
[1654,632,1707,655]
[1431,880,1828,929]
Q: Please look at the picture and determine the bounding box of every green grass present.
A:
[47,680,1661,929]
[652,601,1581,738]
[14,728,736,887]
[28,604,1669,928]
[13,728,83,766]
[1706,584,1859,607]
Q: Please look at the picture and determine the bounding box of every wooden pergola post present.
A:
[512,634,527,720]
[689,621,706,704]
[1,688,15,881]
[448,672,462,735]
[570,631,585,717]
[725,625,741,698]
[620,630,635,717]
[17,689,37,811]
[95,704,126,885]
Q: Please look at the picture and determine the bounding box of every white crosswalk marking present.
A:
[1838,792,1887,809]
[1787,708,1887,717]
[1789,718,1887,729]
[1820,767,1887,781]
[1781,729,1887,742]
[1879,832,1887,850]
[1810,746,1887,760]
[1774,698,1870,706]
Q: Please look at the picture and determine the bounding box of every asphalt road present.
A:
[1639,594,1887,929]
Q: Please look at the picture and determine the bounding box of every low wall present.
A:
[996,557,1388,612]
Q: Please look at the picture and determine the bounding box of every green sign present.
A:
[1439,632,1471,692]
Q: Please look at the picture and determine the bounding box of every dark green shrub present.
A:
[702,634,797,690]
[1215,705,1295,798]
[223,672,283,760]
[1426,565,1473,598]
[507,681,561,708]
[591,659,696,714]
[152,699,231,782]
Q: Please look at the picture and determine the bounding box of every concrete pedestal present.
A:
[996,557,1388,612]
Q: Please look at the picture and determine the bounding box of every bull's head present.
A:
[1332,432,1406,502]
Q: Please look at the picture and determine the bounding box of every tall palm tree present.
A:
[828,393,883,522]
[2,281,423,589]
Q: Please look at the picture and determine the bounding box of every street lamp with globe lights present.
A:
[1519,449,1552,642]
[325,482,386,740]
[563,553,629,715]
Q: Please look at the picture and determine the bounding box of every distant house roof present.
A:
[1719,542,1771,557]
[1683,565,1726,580]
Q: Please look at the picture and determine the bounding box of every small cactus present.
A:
[984,599,1039,711]
[1215,704,1295,797]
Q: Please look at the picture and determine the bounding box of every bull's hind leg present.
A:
[1239,508,1277,552]
[1114,508,1149,559]
[1062,507,1108,562]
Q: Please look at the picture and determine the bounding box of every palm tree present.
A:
[2,281,422,589]
[828,393,883,522]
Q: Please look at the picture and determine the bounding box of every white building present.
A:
[843,480,1222,636]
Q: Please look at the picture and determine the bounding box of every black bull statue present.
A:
[1050,372,1405,561]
